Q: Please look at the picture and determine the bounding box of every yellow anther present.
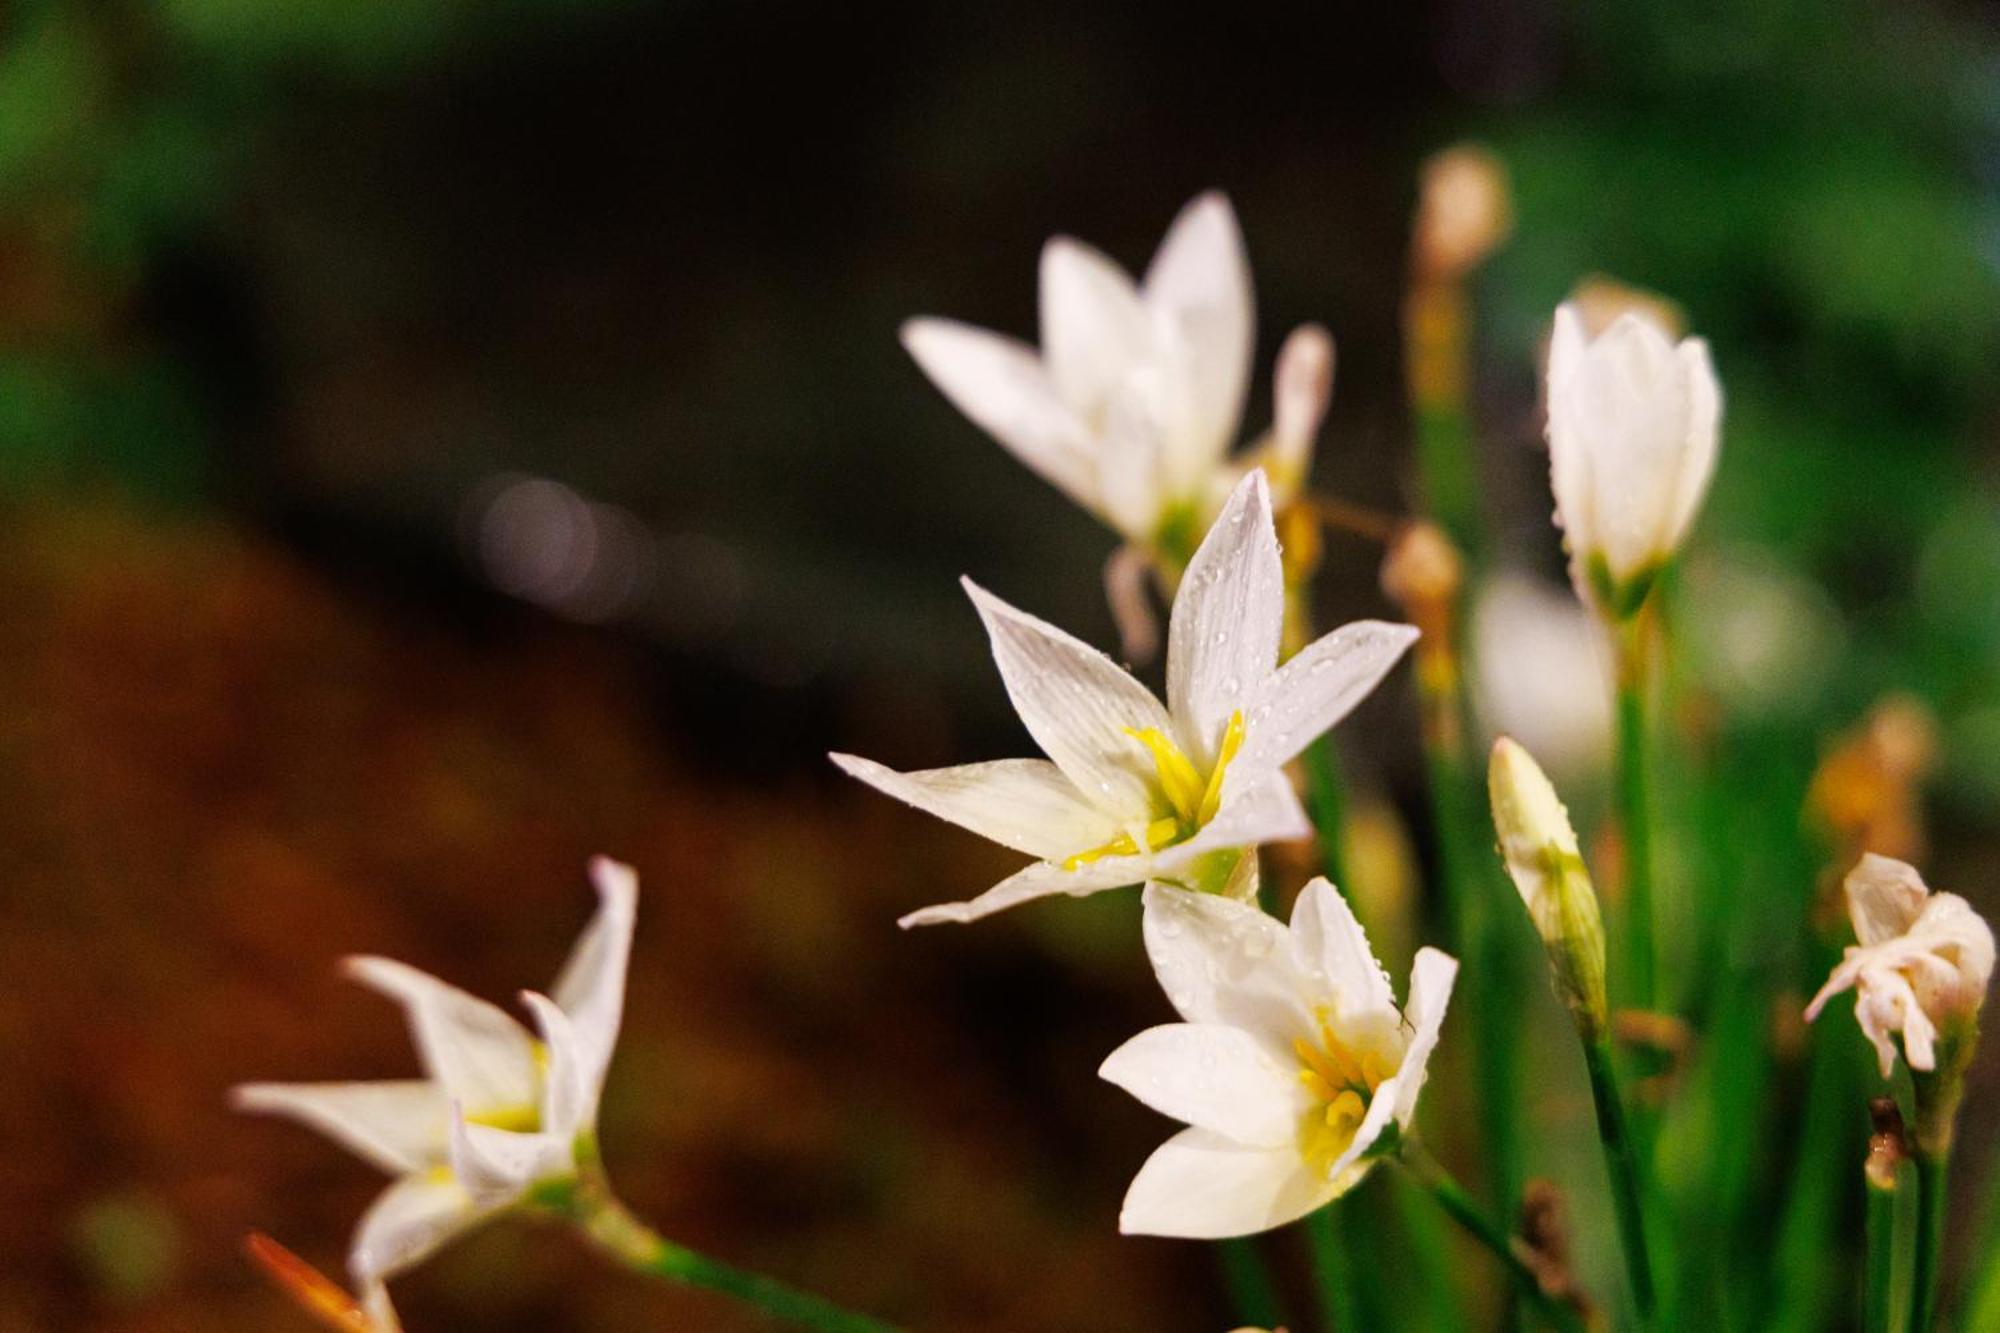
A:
[1124,726,1207,823]
[1062,832,1143,870]
[466,1103,541,1133]
[1196,711,1246,826]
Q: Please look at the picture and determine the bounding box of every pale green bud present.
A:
[1489,737,1609,1038]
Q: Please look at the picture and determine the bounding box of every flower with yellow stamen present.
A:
[833,471,1418,926]
[234,858,639,1308]
[1100,878,1458,1237]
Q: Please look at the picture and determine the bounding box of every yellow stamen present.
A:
[1295,1005,1400,1178]
[1123,726,1207,823]
[1060,711,1248,876]
[1196,712,1246,827]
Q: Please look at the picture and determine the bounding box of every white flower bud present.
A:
[1545,300,1722,619]
[1488,737,1608,1037]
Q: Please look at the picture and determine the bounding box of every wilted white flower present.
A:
[1806,854,1994,1077]
[235,858,638,1304]
[902,194,1330,569]
[1100,879,1457,1237]
[1545,301,1721,618]
[833,470,1417,926]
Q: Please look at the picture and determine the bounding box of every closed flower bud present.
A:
[1545,301,1722,620]
[1488,737,1609,1038]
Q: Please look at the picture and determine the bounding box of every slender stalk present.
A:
[1305,1204,1366,1332]
[564,1179,898,1332]
[1217,1237,1287,1330]
[1398,1145,1585,1333]
[1866,1169,1900,1333]
[1612,620,1657,1011]
[1912,1149,1949,1331]
[1582,1038,1656,1324]
[1301,734,1350,890]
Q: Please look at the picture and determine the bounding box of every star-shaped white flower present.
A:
[1545,300,1721,617]
[902,192,1252,550]
[832,470,1417,927]
[234,857,638,1304]
[1806,853,1994,1077]
[1101,878,1458,1238]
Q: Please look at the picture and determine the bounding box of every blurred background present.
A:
[5,0,2000,1328]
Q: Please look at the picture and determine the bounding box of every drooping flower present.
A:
[234,857,638,1305]
[1100,879,1457,1238]
[832,470,1417,927]
[1545,300,1722,619]
[1806,853,1994,1077]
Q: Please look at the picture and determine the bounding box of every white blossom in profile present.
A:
[1100,879,1457,1237]
[235,858,638,1309]
[1545,300,1721,618]
[833,471,1416,926]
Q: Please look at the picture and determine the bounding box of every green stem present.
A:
[1583,1038,1657,1325]
[1218,1237,1288,1329]
[1613,622,1657,1011]
[1912,1150,1949,1331]
[566,1180,898,1332]
[1865,1162,1903,1333]
[1305,1204,1365,1332]
[1398,1145,1585,1333]
[1302,734,1351,891]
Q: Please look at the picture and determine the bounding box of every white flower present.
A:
[1488,737,1608,1036]
[1806,853,1994,1077]
[904,193,1326,561]
[1545,300,1722,616]
[1472,573,1612,777]
[1101,879,1458,1238]
[234,857,638,1301]
[832,471,1417,927]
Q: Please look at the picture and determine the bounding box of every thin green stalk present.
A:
[1398,1145,1585,1333]
[1961,1155,2000,1331]
[1583,1038,1657,1325]
[565,1179,897,1332]
[1613,623,1657,1011]
[1912,1150,1950,1331]
[1865,1161,1903,1333]
[1305,1204,1366,1332]
[1302,734,1351,891]
[1218,1237,1288,1330]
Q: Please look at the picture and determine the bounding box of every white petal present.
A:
[900,318,1100,510]
[447,1114,570,1206]
[1141,883,1313,1055]
[1099,1023,1305,1148]
[897,854,1141,928]
[548,856,637,1101]
[349,1174,485,1284]
[1166,470,1285,766]
[1097,368,1172,541]
[1040,237,1156,425]
[232,1080,450,1176]
[829,755,1120,862]
[1664,337,1720,553]
[1118,1127,1328,1239]
[1142,192,1254,470]
[521,991,592,1142]
[1389,947,1459,1124]
[1844,854,1930,947]
[1239,620,1419,771]
[344,958,540,1117]
[962,577,1172,822]
[1286,878,1394,1019]
[1545,303,1597,556]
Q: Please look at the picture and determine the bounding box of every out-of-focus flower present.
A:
[1489,738,1609,1037]
[1411,145,1512,281]
[1471,574,1612,777]
[902,195,1336,610]
[235,859,638,1305]
[1806,854,1994,1077]
[834,471,1417,926]
[1545,301,1722,619]
[1100,879,1457,1237]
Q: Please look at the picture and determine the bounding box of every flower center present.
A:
[1294,1006,1395,1177]
[1061,711,1245,870]
[462,1041,550,1135]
